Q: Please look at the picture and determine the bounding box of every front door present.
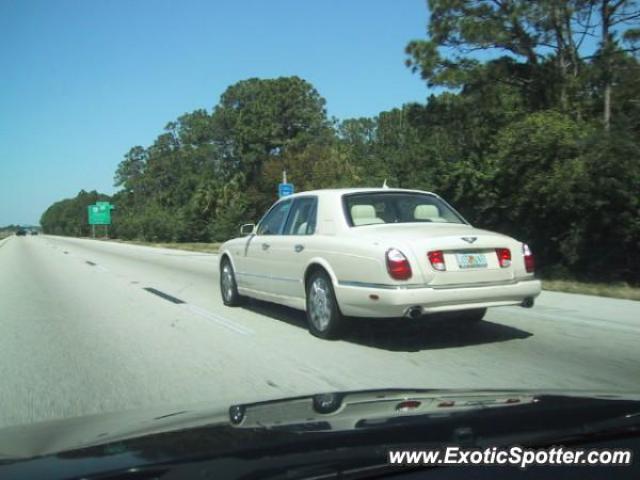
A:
[245,199,292,294]
[267,196,318,298]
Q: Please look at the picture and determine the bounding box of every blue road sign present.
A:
[278,183,294,198]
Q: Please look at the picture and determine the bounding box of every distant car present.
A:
[30,230,38,235]
[219,188,541,339]
[16,229,27,236]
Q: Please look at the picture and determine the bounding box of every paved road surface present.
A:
[1,234,638,429]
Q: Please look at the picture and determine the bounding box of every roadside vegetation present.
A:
[542,280,640,301]
[40,1,640,288]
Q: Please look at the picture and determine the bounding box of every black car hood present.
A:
[2,387,639,460]
[0,389,640,480]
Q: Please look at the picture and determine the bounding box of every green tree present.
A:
[595,0,640,129]
[575,127,640,281]
[489,111,591,271]
[406,0,640,125]
[41,190,111,236]
[212,76,331,184]
[114,146,147,192]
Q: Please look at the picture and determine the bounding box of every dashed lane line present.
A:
[142,286,254,336]
[52,239,251,336]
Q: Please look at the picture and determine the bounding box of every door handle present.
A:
[294,244,304,253]
[262,243,270,251]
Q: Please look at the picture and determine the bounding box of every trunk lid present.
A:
[353,223,519,286]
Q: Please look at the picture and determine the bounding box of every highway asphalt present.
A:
[1,234,639,429]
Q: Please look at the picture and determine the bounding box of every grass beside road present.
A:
[542,279,640,301]
[105,239,221,254]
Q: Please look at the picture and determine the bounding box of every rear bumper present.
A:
[334,279,542,318]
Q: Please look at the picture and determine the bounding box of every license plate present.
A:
[456,252,487,269]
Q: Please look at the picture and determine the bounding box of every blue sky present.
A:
[0,0,430,225]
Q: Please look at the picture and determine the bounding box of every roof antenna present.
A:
[382,179,388,189]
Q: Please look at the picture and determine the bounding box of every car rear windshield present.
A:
[343,192,466,227]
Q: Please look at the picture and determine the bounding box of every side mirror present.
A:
[240,223,256,236]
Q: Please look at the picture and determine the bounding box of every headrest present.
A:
[414,204,439,219]
[351,205,384,225]
[351,204,377,219]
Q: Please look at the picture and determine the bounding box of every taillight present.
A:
[523,244,535,273]
[428,250,446,271]
[395,400,421,412]
[495,248,511,268]
[386,248,412,280]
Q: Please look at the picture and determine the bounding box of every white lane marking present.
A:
[95,265,109,273]
[181,303,254,336]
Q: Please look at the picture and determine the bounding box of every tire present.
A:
[457,308,487,322]
[220,258,243,306]
[305,270,345,339]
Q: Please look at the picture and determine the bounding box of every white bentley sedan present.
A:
[219,188,541,339]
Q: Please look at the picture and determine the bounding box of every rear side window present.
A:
[284,197,317,235]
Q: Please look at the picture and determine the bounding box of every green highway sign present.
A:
[88,202,113,225]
